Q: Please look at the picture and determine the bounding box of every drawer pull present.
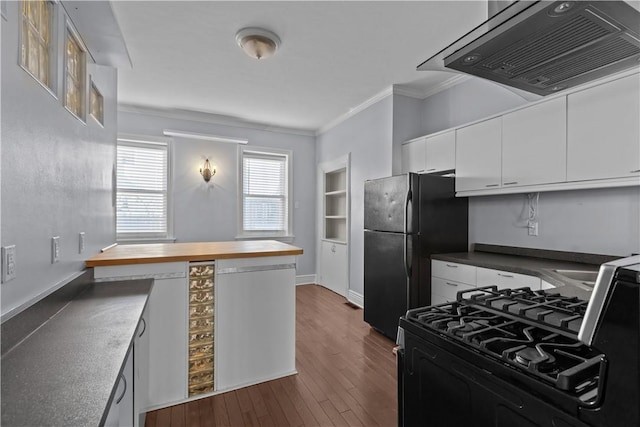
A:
[631,169,640,173]
[485,184,500,188]
[138,317,147,338]
[498,273,514,278]
[445,264,458,268]
[116,374,127,404]
[445,282,458,287]
[426,168,436,172]
[503,181,518,185]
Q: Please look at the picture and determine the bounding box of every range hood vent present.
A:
[419,1,640,96]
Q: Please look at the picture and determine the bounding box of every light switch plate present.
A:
[2,245,17,282]
[51,236,60,263]
[79,232,85,254]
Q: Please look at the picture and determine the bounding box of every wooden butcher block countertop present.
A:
[86,240,303,267]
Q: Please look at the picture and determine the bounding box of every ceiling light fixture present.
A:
[235,27,281,60]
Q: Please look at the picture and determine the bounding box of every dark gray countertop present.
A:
[1,279,152,427]
[432,244,620,300]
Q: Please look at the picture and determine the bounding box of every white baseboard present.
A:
[296,274,317,286]
[347,290,364,308]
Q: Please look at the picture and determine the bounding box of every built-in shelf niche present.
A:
[324,168,347,242]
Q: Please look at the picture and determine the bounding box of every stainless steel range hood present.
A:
[418,1,640,96]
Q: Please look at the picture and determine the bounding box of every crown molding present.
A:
[316,86,394,136]
[393,74,472,101]
[117,104,316,137]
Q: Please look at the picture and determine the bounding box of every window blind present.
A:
[242,152,288,232]
[116,141,168,238]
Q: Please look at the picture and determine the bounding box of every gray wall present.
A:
[117,110,317,275]
[1,3,117,317]
[469,187,640,256]
[391,93,423,175]
[316,95,393,296]
[420,77,640,257]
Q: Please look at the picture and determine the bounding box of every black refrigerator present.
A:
[363,173,468,339]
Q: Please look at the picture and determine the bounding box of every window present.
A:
[90,81,104,125]
[20,0,53,89]
[116,138,171,240]
[239,147,293,239]
[64,27,85,119]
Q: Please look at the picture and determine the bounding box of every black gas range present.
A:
[397,256,640,427]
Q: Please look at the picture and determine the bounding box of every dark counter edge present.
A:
[2,269,95,356]
[473,243,620,266]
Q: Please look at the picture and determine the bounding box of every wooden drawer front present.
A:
[476,267,541,290]
[432,277,475,302]
[432,260,476,285]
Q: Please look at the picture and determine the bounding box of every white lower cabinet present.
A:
[215,257,296,391]
[319,240,348,296]
[105,346,134,427]
[146,276,188,408]
[431,260,477,303]
[134,307,149,427]
[476,267,541,291]
[432,260,548,303]
[431,277,475,303]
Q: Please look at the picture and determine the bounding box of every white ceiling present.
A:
[112,1,488,133]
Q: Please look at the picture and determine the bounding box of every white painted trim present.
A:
[393,75,471,100]
[163,129,248,144]
[347,290,364,309]
[117,104,315,137]
[296,274,317,286]
[317,86,394,135]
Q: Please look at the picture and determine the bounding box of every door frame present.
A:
[317,153,351,298]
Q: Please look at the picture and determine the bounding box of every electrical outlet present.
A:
[51,236,60,263]
[2,245,17,282]
[528,221,539,236]
[79,232,85,254]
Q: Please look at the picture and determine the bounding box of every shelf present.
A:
[325,190,346,196]
[325,216,346,219]
[323,238,347,245]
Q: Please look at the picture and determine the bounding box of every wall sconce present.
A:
[200,159,216,182]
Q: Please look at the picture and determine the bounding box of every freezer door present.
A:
[364,174,419,233]
[364,230,418,339]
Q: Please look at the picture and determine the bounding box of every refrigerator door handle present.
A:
[403,234,412,279]
[404,189,412,234]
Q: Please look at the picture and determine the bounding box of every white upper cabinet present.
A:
[425,130,456,173]
[567,74,640,181]
[455,116,502,192]
[401,137,426,174]
[502,97,567,187]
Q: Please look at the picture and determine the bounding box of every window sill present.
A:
[117,237,177,245]
[235,235,295,244]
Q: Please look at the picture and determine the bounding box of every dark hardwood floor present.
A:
[144,284,398,427]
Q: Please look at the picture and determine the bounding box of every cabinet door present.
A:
[502,97,567,187]
[320,240,348,297]
[455,117,502,192]
[425,131,455,173]
[401,138,426,174]
[567,74,640,181]
[134,307,149,427]
[105,347,134,427]
[147,277,188,407]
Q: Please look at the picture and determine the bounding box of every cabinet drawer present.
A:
[432,260,476,285]
[430,293,450,306]
[432,277,475,302]
[476,267,541,290]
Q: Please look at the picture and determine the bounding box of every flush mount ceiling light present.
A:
[235,27,281,60]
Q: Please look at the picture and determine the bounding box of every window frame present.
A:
[63,20,87,122]
[19,0,57,95]
[237,146,294,242]
[116,135,174,243]
[89,77,104,126]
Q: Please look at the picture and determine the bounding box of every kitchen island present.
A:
[86,240,303,420]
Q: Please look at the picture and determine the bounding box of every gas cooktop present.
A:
[406,286,605,404]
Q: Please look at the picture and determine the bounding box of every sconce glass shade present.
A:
[200,159,216,182]
[236,27,281,60]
